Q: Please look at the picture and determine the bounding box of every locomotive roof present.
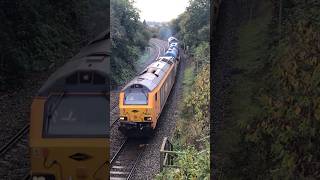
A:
[122,56,175,91]
[38,30,110,96]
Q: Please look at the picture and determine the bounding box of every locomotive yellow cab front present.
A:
[119,84,155,136]
[118,55,179,137]
[29,30,110,179]
[30,94,109,180]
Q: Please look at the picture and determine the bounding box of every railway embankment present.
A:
[154,51,210,179]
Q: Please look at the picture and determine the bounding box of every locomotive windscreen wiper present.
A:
[47,91,65,120]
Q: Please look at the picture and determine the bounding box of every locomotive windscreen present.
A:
[43,94,109,137]
[124,88,148,105]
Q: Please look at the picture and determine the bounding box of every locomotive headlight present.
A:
[120,117,127,121]
[144,117,152,121]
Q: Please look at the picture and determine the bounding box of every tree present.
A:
[170,0,210,48]
[110,0,151,85]
[0,0,108,91]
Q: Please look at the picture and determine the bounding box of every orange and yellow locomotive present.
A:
[119,37,180,137]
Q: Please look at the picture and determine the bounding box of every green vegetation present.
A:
[182,66,195,96]
[216,0,320,179]
[215,1,273,178]
[110,0,151,86]
[156,64,210,180]
[0,0,109,91]
[135,50,151,68]
[0,0,151,90]
[178,65,210,147]
[156,0,210,179]
[157,144,210,179]
[194,42,209,73]
[170,0,209,49]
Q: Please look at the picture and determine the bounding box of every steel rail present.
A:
[111,118,120,128]
[110,139,145,180]
[0,124,29,156]
[126,147,145,180]
[22,174,31,180]
[110,139,128,165]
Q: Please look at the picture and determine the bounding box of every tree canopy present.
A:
[0,0,109,91]
[170,0,210,49]
[110,0,151,86]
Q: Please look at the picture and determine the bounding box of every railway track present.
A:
[150,40,162,59]
[0,123,30,179]
[0,124,29,156]
[110,139,146,180]
[110,89,121,128]
[23,174,31,180]
[110,90,120,110]
[111,118,120,128]
[149,39,167,59]
[109,39,166,179]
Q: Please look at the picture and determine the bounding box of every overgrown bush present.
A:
[193,42,209,72]
[155,0,210,178]
[244,21,320,179]
[156,145,210,180]
[0,0,109,91]
[157,64,210,179]
[110,0,151,86]
[170,0,210,49]
[218,0,320,179]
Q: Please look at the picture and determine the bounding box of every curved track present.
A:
[109,38,168,179]
[149,38,167,60]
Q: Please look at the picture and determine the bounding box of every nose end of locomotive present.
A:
[118,121,154,138]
